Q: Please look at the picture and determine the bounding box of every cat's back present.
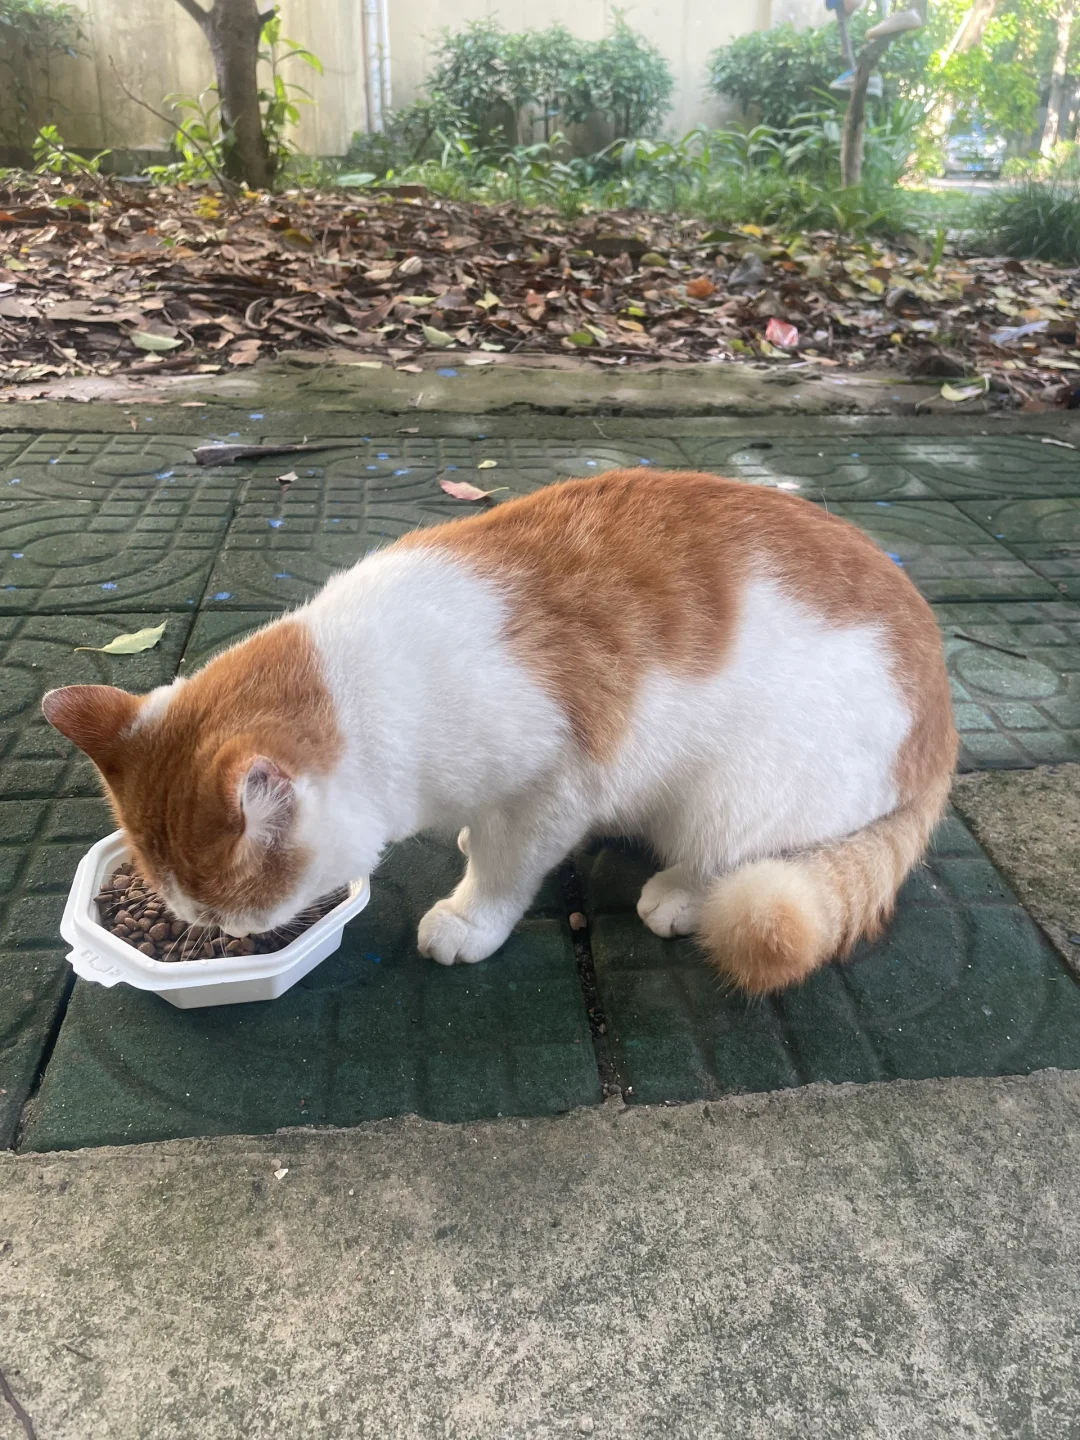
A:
[399,465,929,640]
[393,469,951,777]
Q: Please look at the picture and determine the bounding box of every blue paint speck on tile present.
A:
[367,465,378,471]
[48,458,58,465]
[885,552,904,567]
[156,470,174,480]
[363,952,382,964]
[11,552,22,559]
[101,582,118,590]
[307,468,317,476]
[8,478,20,485]
[476,434,486,440]
[995,533,1005,538]
[228,432,240,438]
[851,452,860,458]
[330,518,341,524]
[274,572,293,579]
[438,368,458,378]
[268,518,284,529]
[875,501,892,507]
[446,464,458,471]
[249,412,264,420]
[186,599,195,605]
[377,452,390,460]
[214,591,232,601]
[586,460,597,467]
[4,585,16,591]
[394,468,411,476]
[639,458,652,465]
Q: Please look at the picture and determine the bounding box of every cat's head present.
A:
[41,623,345,936]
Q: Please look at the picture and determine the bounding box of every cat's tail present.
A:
[697,775,951,995]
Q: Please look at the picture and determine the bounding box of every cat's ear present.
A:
[239,756,295,845]
[41,686,140,773]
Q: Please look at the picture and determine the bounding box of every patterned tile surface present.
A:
[581,815,1080,1104]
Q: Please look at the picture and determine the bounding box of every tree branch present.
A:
[108,55,240,204]
[171,0,210,30]
[840,34,893,188]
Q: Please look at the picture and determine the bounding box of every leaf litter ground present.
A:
[2,175,1079,409]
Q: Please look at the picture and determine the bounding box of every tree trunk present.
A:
[840,35,891,188]
[1041,2,1076,157]
[172,0,274,189]
[946,0,998,61]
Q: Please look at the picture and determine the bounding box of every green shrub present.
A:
[343,94,471,176]
[978,174,1080,263]
[564,16,673,140]
[706,19,933,130]
[346,14,674,179]
[707,24,843,129]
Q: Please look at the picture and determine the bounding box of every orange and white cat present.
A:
[43,470,956,994]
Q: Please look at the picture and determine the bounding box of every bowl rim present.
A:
[60,830,370,989]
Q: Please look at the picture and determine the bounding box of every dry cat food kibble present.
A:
[94,862,347,962]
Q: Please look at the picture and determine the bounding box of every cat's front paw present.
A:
[417,899,508,966]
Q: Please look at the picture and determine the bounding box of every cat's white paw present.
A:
[417,899,506,966]
[637,869,705,938]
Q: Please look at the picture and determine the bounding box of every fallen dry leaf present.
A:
[131,330,183,353]
[228,339,262,367]
[440,477,497,501]
[75,621,166,655]
[421,323,454,349]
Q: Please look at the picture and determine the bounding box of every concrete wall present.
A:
[8,0,823,158]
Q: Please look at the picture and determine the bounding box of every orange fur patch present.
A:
[402,468,957,792]
[44,619,339,917]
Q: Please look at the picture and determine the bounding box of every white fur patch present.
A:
[125,677,185,736]
[278,554,916,960]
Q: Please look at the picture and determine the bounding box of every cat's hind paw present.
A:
[637,868,706,938]
[417,899,507,966]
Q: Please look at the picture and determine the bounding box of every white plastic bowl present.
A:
[60,831,370,1009]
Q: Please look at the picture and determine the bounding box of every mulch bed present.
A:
[2,174,1078,407]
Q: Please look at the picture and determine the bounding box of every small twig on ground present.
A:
[108,56,240,206]
[952,630,1029,660]
[0,1365,38,1440]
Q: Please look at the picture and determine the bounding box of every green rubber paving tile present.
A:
[935,603,1080,768]
[204,436,687,610]
[957,496,1080,546]
[20,835,598,1150]
[951,499,1080,600]
[0,796,113,1145]
[0,476,238,613]
[581,813,1080,1104]
[0,950,69,1147]
[179,608,277,672]
[0,432,205,502]
[832,500,1056,602]
[0,612,190,800]
[679,435,1080,500]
